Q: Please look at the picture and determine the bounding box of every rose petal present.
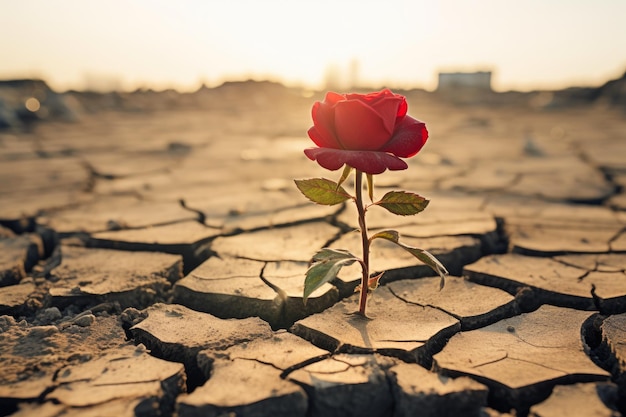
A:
[343,90,405,136]
[380,116,428,158]
[324,91,345,105]
[304,148,345,171]
[308,126,339,149]
[334,100,391,150]
[304,148,408,174]
[370,95,405,136]
[309,101,341,149]
[346,89,394,105]
[396,98,408,119]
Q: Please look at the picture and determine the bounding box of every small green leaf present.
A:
[366,173,374,202]
[404,248,449,290]
[311,248,358,263]
[368,271,384,291]
[303,257,357,304]
[374,191,429,216]
[369,229,400,243]
[370,230,448,288]
[336,165,353,190]
[295,178,352,206]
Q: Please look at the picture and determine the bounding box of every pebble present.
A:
[73,314,96,327]
[38,307,62,324]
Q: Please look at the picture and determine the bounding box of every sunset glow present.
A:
[1,0,625,92]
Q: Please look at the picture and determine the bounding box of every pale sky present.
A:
[1,0,625,92]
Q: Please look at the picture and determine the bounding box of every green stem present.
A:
[354,170,370,316]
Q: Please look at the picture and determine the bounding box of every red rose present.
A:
[304,89,428,175]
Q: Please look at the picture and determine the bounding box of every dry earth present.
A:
[1,82,626,416]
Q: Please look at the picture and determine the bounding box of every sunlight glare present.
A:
[185,0,441,89]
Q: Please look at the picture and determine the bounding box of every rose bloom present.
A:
[304,89,428,175]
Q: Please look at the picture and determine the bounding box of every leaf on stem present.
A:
[336,165,353,190]
[374,191,429,216]
[369,229,399,243]
[295,178,352,206]
[370,229,448,289]
[311,248,357,263]
[303,248,359,304]
[355,271,384,293]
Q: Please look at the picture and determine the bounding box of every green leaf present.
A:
[366,173,374,202]
[303,256,357,304]
[336,165,353,190]
[374,191,429,216]
[369,229,399,243]
[370,230,448,288]
[311,248,358,263]
[295,178,352,206]
[405,248,449,290]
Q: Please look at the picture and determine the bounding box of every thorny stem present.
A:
[354,170,370,316]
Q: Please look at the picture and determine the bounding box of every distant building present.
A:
[437,71,492,92]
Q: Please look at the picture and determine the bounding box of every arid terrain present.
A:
[1,77,625,416]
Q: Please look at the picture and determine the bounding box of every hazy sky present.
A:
[1,0,625,92]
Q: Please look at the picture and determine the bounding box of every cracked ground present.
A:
[1,84,626,417]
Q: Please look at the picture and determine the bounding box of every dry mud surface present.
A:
[1,85,626,416]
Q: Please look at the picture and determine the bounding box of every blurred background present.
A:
[1,0,625,93]
[1,0,625,137]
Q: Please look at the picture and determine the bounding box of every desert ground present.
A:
[1,79,625,416]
